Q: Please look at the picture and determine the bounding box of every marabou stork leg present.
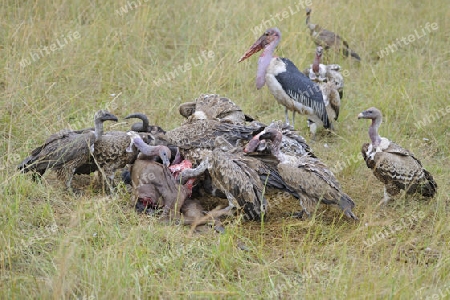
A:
[285,108,290,126]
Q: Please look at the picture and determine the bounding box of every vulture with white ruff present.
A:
[302,46,342,135]
[245,127,358,220]
[358,107,437,203]
[303,46,344,99]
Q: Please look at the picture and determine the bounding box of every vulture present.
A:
[308,81,341,135]
[305,7,361,61]
[178,136,268,220]
[128,132,226,230]
[127,113,181,164]
[127,131,178,215]
[238,27,330,130]
[145,95,312,219]
[124,113,166,135]
[18,110,118,191]
[303,46,344,99]
[301,46,342,135]
[126,131,172,166]
[74,127,141,193]
[245,127,358,220]
[358,107,437,203]
[178,94,251,125]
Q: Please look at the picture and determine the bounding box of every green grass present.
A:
[1,0,449,298]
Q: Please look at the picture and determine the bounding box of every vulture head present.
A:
[244,127,282,154]
[358,107,383,148]
[127,131,172,167]
[94,110,119,123]
[358,107,382,121]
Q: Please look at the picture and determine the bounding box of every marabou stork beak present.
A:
[238,34,266,63]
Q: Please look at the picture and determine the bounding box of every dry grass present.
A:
[1,0,449,299]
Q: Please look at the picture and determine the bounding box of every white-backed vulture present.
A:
[18,110,118,191]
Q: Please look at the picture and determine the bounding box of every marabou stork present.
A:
[238,27,330,131]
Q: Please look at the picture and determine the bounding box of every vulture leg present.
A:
[66,169,76,193]
[379,184,400,206]
[222,191,237,214]
[379,187,392,206]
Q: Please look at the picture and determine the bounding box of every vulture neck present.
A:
[94,118,105,138]
[256,39,279,89]
[369,117,382,148]
[312,53,321,73]
[134,138,162,158]
[267,131,288,163]
[306,14,315,32]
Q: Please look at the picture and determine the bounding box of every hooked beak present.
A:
[104,113,119,122]
[162,156,170,167]
[357,112,365,119]
[244,130,267,153]
[244,138,261,153]
[238,34,266,63]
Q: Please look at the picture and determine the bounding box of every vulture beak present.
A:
[162,157,170,167]
[244,130,267,153]
[238,34,266,63]
[104,113,119,122]
[244,138,261,153]
[357,112,365,119]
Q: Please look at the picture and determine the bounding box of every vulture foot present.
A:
[291,210,307,219]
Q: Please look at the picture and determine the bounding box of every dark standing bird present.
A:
[18,110,118,191]
[245,127,358,220]
[358,107,437,204]
[305,7,361,61]
[238,27,330,131]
